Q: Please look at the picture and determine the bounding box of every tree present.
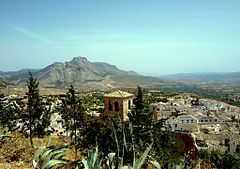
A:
[128,86,153,147]
[58,84,85,159]
[20,72,52,145]
[0,98,22,131]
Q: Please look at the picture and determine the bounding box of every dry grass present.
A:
[0,130,78,169]
[0,131,33,168]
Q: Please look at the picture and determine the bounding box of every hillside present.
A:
[0,69,41,84]
[0,57,143,90]
[93,62,139,76]
[0,77,10,88]
[161,72,240,84]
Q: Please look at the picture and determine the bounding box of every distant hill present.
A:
[0,77,10,88]
[0,68,41,84]
[0,57,143,90]
[161,72,240,84]
[93,62,139,76]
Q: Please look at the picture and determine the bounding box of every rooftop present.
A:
[104,90,134,98]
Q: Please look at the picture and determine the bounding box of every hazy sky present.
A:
[0,0,240,75]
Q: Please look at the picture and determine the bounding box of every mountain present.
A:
[36,57,105,87]
[93,62,139,76]
[161,72,240,84]
[34,57,140,90]
[3,57,240,94]
[0,68,41,84]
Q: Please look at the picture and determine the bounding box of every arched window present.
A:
[128,100,131,109]
[114,101,119,112]
[109,101,113,111]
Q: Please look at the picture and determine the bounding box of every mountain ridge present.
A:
[160,72,240,84]
[0,56,141,90]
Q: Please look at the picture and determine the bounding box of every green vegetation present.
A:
[128,86,153,146]
[20,72,52,145]
[198,149,240,169]
[58,84,85,159]
[1,84,240,168]
[33,135,68,169]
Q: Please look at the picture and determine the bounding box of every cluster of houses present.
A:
[150,94,240,152]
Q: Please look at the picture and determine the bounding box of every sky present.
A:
[0,0,240,75]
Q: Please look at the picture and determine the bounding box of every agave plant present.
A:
[81,146,103,169]
[108,122,153,169]
[33,135,68,169]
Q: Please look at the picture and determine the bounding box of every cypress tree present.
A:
[128,86,153,147]
[20,72,52,145]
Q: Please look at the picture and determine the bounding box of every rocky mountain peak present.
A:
[72,56,88,62]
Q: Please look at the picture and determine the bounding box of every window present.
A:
[109,101,113,111]
[191,119,194,123]
[114,101,119,112]
[128,100,131,109]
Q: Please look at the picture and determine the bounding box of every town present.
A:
[2,88,240,154]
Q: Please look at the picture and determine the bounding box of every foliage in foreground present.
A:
[198,149,240,169]
[33,135,68,169]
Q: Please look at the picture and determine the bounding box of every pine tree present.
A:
[20,72,52,145]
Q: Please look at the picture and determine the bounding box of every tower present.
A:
[104,90,134,121]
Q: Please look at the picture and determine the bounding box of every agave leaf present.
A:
[0,135,11,138]
[92,146,98,167]
[53,148,68,159]
[34,146,46,161]
[108,153,115,169]
[129,122,133,135]
[135,143,153,169]
[46,135,52,147]
[175,165,181,169]
[123,124,128,152]
[108,153,115,162]
[120,165,132,169]
[42,159,67,169]
[150,161,161,169]
[129,123,135,168]
[0,128,6,135]
[93,147,102,169]
[42,148,68,167]
[42,149,54,160]
[112,122,120,168]
[81,157,89,169]
[121,143,125,167]
[53,144,69,150]
[96,158,103,169]
[53,152,64,160]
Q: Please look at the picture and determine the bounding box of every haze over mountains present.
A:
[0,56,240,92]
[161,72,240,84]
